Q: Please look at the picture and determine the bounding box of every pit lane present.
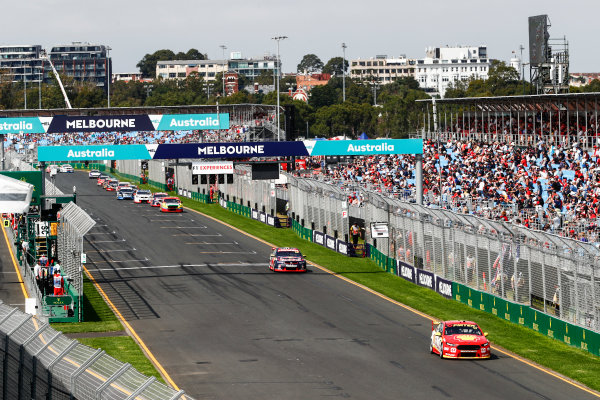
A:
[52,171,599,400]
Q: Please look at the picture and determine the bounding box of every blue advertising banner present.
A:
[47,115,154,133]
[38,144,152,161]
[152,141,309,159]
[0,117,46,134]
[416,268,435,290]
[398,261,416,283]
[308,139,423,156]
[436,276,453,298]
[155,113,230,130]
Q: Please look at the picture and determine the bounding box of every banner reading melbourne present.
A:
[307,139,423,156]
[154,113,230,130]
[152,141,309,159]
[47,115,154,133]
[38,144,152,161]
[0,118,46,134]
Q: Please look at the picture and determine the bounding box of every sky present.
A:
[3,0,599,74]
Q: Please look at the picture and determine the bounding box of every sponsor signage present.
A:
[313,231,325,246]
[370,222,389,238]
[45,296,71,306]
[416,269,435,289]
[155,113,230,130]
[309,139,423,156]
[398,261,415,283]
[47,115,154,133]
[152,141,309,159]
[0,117,45,134]
[337,240,348,256]
[267,215,275,226]
[436,276,453,299]
[259,212,266,223]
[192,161,234,175]
[38,144,152,161]
[251,209,259,220]
[325,235,337,250]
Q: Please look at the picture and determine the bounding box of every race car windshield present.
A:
[277,251,301,257]
[137,190,151,195]
[163,199,180,204]
[444,325,482,335]
[120,189,133,193]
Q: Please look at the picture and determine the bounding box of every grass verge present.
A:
[76,336,165,383]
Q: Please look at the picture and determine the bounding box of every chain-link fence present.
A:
[286,175,349,240]
[57,202,96,322]
[0,301,190,400]
[275,176,600,333]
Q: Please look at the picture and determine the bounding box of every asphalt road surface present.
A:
[53,171,599,400]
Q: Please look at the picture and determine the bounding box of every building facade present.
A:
[156,60,227,81]
[349,55,416,84]
[296,73,331,92]
[48,42,111,90]
[0,45,46,83]
[155,54,279,85]
[415,46,491,97]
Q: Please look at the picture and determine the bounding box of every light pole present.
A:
[220,45,227,97]
[23,66,27,110]
[106,46,112,107]
[342,42,347,102]
[272,35,287,141]
[37,65,42,109]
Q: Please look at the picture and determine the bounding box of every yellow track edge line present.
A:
[185,205,600,398]
[82,264,180,391]
[2,220,29,299]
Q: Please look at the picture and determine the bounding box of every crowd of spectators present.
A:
[297,139,600,243]
[5,126,250,150]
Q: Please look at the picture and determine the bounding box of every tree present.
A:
[255,69,274,86]
[297,54,324,74]
[309,84,338,108]
[322,57,348,76]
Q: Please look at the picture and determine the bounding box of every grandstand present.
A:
[416,92,600,150]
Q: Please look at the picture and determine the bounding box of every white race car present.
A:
[88,169,101,179]
[133,190,153,203]
[60,164,74,173]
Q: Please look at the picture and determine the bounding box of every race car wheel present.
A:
[439,347,444,359]
[429,342,434,354]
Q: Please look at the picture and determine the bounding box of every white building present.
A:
[349,55,416,84]
[156,59,227,81]
[415,46,491,97]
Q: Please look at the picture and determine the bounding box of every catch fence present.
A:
[0,301,190,400]
[283,176,600,333]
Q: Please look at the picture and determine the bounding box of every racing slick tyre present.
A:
[439,348,444,359]
[429,342,434,354]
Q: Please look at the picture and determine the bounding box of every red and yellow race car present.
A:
[430,320,490,359]
[159,197,183,213]
[269,247,307,272]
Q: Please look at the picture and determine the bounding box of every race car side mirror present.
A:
[483,332,488,337]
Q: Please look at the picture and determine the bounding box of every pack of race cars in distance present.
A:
[430,320,491,359]
[269,247,308,272]
[95,176,183,212]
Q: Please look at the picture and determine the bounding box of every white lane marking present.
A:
[86,239,126,243]
[196,250,256,254]
[184,241,238,245]
[89,258,149,264]
[160,226,207,229]
[150,219,182,222]
[90,224,109,228]
[85,262,269,272]
[171,233,222,237]
[86,248,137,253]
[86,231,116,235]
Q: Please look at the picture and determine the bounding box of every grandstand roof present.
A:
[417,92,600,112]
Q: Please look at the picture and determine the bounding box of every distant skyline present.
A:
[2,0,599,74]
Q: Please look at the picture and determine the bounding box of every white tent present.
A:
[0,174,34,214]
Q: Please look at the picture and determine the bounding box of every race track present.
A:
[54,171,599,400]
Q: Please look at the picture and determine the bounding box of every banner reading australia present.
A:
[37,139,423,161]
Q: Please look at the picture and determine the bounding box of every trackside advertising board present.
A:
[37,139,424,161]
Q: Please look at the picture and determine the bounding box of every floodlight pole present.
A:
[272,35,287,141]
[342,42,347,102]
[41,53,72,109]
[220,45,227,96]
